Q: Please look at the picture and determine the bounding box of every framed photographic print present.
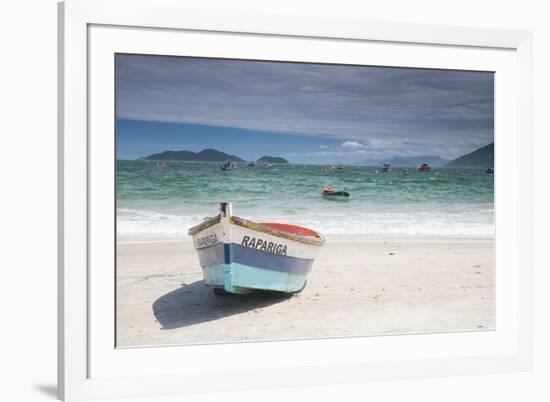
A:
[58,0,533,400]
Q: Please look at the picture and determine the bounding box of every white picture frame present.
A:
[58,0,533,400]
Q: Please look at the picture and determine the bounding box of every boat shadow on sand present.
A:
[152,280,291,330]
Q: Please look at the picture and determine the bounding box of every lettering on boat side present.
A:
[195,233,219,248]
[241,236,288,256]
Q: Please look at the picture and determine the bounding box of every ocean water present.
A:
[116,160,494,239]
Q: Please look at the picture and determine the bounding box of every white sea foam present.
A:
[284,212,494,236]
[117,208,206,238]
[117,205,494,241]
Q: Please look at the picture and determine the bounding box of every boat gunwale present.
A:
[187,214,325,246]
[187,215,221,236]
[230,216,325,246]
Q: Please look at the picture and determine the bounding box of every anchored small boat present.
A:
[382,163,391,172]
[220,160,235,171]
[418,163,431,172]
[486,167,494,174]
[247,161,255,167]
[188,203,325,295]
[321,187,350,200]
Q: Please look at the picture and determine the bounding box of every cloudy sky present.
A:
[116,54,494,163]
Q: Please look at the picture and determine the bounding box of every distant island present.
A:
[445,143,494,168]
[142,148,245,162]
[257,156,289,164]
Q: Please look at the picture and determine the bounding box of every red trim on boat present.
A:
[260,222,319,237]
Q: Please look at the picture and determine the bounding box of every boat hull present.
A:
[322,191,349,201]
[189,213,323,294]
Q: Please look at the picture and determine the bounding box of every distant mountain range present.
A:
[257,156,289,164]
[142,148,245,162]
[141,144,493,167]
[360,155,449,167]
[359,143,494,168]
[445,143,494,168]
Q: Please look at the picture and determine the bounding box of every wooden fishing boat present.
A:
[188,203,325,294]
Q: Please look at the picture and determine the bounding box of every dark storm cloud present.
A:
[116,54,493,159]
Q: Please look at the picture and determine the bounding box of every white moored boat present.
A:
[188,203,325,294]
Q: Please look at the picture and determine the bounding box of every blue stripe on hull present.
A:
[224,243,231,264]
[196,243,224,267]
[202,264,224,285]
[227,263,307,293]
[229,243,313,276]
[199,242,314,294]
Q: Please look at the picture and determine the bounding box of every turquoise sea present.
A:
[116,160,494,239]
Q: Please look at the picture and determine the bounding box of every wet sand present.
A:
[116,236,494,347]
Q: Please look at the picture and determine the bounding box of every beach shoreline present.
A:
[116,234,494,348]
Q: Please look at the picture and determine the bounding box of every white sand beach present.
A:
[116,235,494,347]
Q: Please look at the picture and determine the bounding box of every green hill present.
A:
[143,148,244,162]
[257,156,289,164]
[445,143,494,168]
